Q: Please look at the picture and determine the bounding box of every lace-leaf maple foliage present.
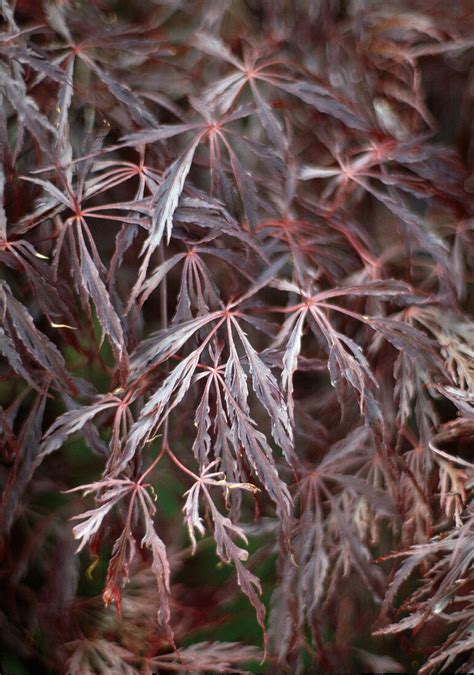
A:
[0,0,473,673]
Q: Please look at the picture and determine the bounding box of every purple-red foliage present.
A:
[0,1,473,672]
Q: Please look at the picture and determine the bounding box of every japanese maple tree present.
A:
[0,1,473,673]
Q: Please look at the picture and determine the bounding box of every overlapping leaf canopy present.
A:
[0,1,473,673]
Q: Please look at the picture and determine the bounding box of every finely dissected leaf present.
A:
[138,494,172,636]
[280,311,305,423]
[65,638,138,674]
[225,143,259,231]
[232,317,295,463]
[368,316,441,369]
[322,323,382,429]
[68,480,134,552]
[211,504,266,630]
[141,351,202,421]
[138,253,186,307]
[129,311,221,378]
[121,124,200,147]
[419,632,474,675]
[373,611,425,636]
[184,466,264,630]
[1,282,75,392]
[19,176,71,208]
[119,351,204,475]
[40,399,119,458]
[132,137,202,300]
[149,641,261,673]
[313,278,426,303]
[380,552,426,617]
[44,2,73,42]
[150,139,201,246]
[71,501,121,554]
[55,57,75,170]
[249,79,287,153]
[76,225,127,369]
[102,526,136,617]
[276,80,368,131]
[230,413,292,523]
[192,32,243,70]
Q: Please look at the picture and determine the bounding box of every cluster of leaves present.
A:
[0,0,473,672]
